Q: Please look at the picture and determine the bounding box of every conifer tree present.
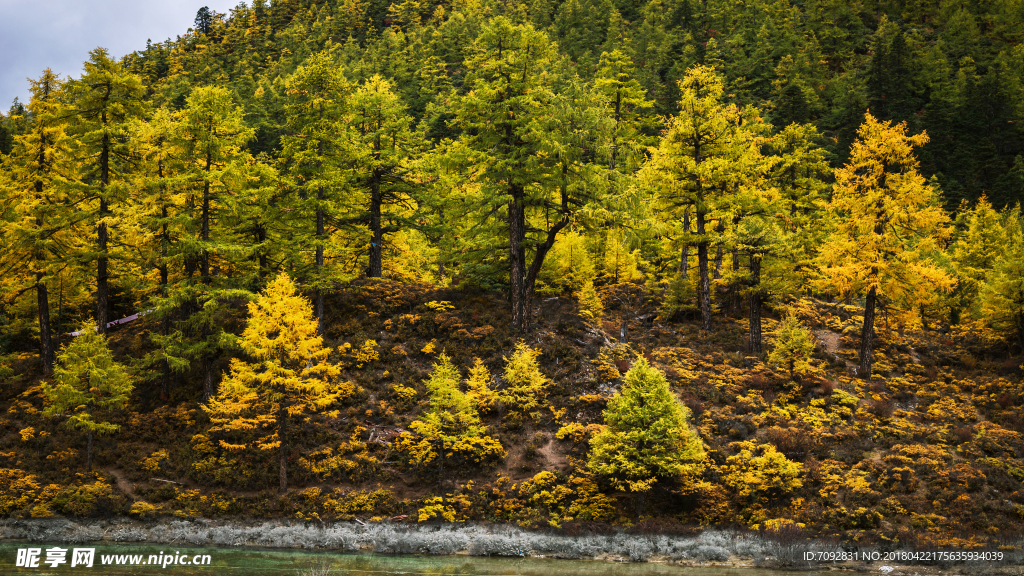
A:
[398,354,504,481]
[169,86,255,400]
[0,70,74,375]
[589,357,704,496]
[577,279,604,322]
[464,358,498,414]
[979,206,1024,351]
[453,18,596,332]
[644,65,759,332]
[499,341,551,426]
[42,327,134,472]
[348,74,417,279]
[818,114,952,378]
[204,273,345,492]
[67,48,147,334]
[949,196,1007,323]
[767,314,821,380]
[281,51,349,333]
[595,49,653,173]
[739,122,829,352]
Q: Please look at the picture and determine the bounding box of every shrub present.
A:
[589,356,705,494]
[397,354,504,479]
[130,501,158,518]
[724,442,803,503]
[767,314,821,381]
[499,342,551,425]
[0,468,41,515]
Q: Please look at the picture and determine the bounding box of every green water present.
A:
[0,543,835,576]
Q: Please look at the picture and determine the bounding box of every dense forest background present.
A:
[2,0,1024,552]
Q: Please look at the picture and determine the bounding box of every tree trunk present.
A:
[97,200,109,334]
[36,273,54,376]
[96,127,110,334]
[201,156,212,283]
[679,210,689,280]
[714,244,723,280]
[731,246,742,315]
[316,121,328,331]
[278,406,288,492]
[86,429,94,472]
[316,198,325,334]
[509,186,529,332]
[368,134,384,278]
[203,363,215,402]
[748,255,762,353]
[859,286,877,379]
[257,225,268,281]
[159,203,171,401]
[696,211,712,332]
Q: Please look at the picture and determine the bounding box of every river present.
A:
[1,543,836,576]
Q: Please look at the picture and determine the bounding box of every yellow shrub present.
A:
[322,488,396,519]
[140,450,168,473]
[130,501,158,518]
[391,384,418,408]
[0,469,41,515]
[355,340,380,368]
[418,496,456,522]
[725,442,803,502]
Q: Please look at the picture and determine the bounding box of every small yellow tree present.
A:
[577,280,604,322]
[818,113,951,378]
[499,341,551,426]
[204,273,346,492]
[397,355,504,482]
[464,358,498,414]
[767,314,822,381]
[589,357,704,509]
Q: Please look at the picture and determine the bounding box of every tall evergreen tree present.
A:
[644,65,759,332]
[67,48,147,334]
[818,114,952,378]
[169,86,255,400]
[0,70,74,375]
[348,74,417,279]
[452,18,588,332]
[281,51,349,333]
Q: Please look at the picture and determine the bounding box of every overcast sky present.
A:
[0,0,240,111]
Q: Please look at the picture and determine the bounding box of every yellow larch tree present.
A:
[817,113,952,378]
[204,272,348,492]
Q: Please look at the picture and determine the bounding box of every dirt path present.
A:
[813,329,859,372]
[538,439,568,471]
[813,329,841,354]
[103,467,137,500]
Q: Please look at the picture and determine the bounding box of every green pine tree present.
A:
[42,327,134,471]
[589,356,704,497]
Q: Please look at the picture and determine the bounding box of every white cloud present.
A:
[0,0,240,109]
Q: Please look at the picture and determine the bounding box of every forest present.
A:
[1,0,1024,553]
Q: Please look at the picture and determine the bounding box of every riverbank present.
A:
[2,518,1022,575]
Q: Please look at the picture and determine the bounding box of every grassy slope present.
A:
[2,280,1023,549]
